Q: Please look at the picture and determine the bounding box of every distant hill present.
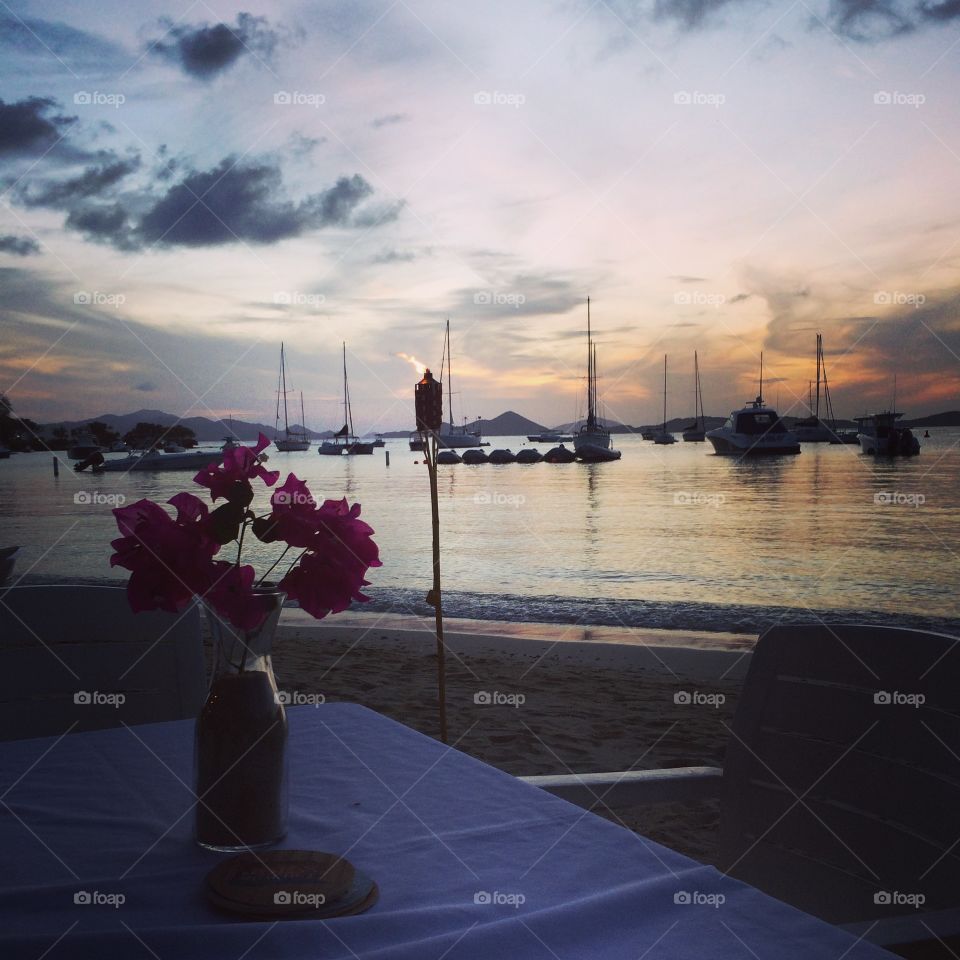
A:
[476,411,547,436]
[43,409,336,441]
[904,411,960,428]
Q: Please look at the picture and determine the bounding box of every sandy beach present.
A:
[270,610,754,863]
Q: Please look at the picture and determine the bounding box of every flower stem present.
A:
[257,544,291,587]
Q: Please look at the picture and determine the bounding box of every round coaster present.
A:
[206,850,378,920]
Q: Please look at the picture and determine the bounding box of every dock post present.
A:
[52,456,59,477]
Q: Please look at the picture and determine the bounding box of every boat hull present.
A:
[95,450,226,472]
[576,444,622,462]
[707,432,800,456]
[275,439,310,452]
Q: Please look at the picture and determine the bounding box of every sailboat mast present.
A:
[759,352,764,402]
[663,354,668,431]
[815,333,822,419]
[342,342,351,436]
[300,392,306,438]
[446,319,453,434]
[586,297,595,428]
[281,342,290,436]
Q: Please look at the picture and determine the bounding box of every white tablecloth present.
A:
[0,703,891,958]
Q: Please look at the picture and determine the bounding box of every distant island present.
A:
[23,406,960,447]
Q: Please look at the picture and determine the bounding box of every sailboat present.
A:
[318,343,374,456]
[408,320,483,451]
[274,344,311,452]
[792,334,834,443]
[572,298,621,462]
[681,352,706,442]
[652,355,677,444]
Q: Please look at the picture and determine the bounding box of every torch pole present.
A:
[424,429,448,743]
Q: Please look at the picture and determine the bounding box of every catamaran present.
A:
[274,343,311,451]
[681,351,706,442]
[572,298,621,462]
[318,343,374,456]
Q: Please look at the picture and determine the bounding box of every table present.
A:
[0,704,891,959]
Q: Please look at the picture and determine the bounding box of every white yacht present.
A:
[572,298,621,462]
[707,396,800,456]
[274,344,311,452]
[856,411,920,457]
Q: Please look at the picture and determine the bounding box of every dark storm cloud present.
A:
[148,13,282,79]
[917,0,960,19]
[0,96,76,157]
[19,154,141,208]
[823,0,915,39]
[136,162,374,247]
[0,234,40,256]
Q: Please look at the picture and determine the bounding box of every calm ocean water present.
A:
[3,431,958,636]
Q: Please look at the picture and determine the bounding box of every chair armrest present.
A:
[520,766,724,808]
[841,907,960,950]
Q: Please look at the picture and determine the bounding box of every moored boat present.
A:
[516,448,543,463]
[707,396,800,456]
[572,298,620,462]
[436,449,462,464]
[461,448,489,464]
[319,343,373,455]
[488,448,516,464]
[544,444,577,463]
[856,411,920,457]
[682,351,707,442]
[274,344,311,452]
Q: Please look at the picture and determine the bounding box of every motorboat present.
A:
[682,351,707,441]
[319,343,373,455]
[526,431,574,443]
[436,449,462,464]
[273,344,311,451]
[516,448,543,463]
[707,396,800,456]
[856,411,920,456]
[372,435,386,447]
[67,433,101,460]
[571,298,620,461]
[163,442,187,454]
[461,448,489,464]
[487,448,516,464]
[544,444,577,463]
[92,447,228,473]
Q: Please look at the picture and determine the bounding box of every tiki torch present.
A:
[415,368,448,743]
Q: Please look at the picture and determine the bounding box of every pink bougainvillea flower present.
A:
[258,473,320,547]
[110,496,221,614]
[193,433,280,503]
[278,498,381,619]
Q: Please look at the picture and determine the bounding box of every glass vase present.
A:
[194,588,289,851]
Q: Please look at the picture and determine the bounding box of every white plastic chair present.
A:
[522,623,960,953]
[0,585,205,740]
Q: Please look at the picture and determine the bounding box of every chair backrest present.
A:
[719,623,960,924]
[0,585,206,741]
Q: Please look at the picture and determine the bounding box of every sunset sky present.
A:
[2,0,959,432]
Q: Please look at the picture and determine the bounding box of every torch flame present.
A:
[397,352,427,379]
